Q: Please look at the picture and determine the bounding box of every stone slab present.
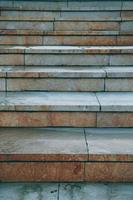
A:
[0,92,99,111]
[0,112,96,127]
[54,22,119,31]
[0,128,88,161]
[7,78,104,92]
[5,67,106,78]
[25,54,109,66]
[85,128,133,161]
[105,67,133,78]
[0,54,24,66]
[0,21,53,31]
[1,10,60,18]
[43,36,117,46]
[105,79,133,92]
[67,1,122,11]
[0,183,133,200]
[60,11,120,21]
[0,183,58,200]
[96,92,133,112]
[0,162,84,182]
[97,113,133,127]
[0,79,5,91]
[0,35,43,45]
[85,162,133,182]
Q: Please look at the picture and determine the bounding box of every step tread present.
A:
[0,127,132,162]
[0,30,124,36]
[1,46,133,54]
[1,66,133,78]
[0,66,106,78]
[0,92,133,112]
[0,92,99,111]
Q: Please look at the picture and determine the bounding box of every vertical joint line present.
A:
[84,128,89,161]
[24,49,26,69]
[5,72,7,93]
[57,183,60,200]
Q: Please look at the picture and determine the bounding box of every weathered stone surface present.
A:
[0,162,84,182]
[0,183,58,200]
[7,78,104,92]
[55,22,119,31]
[0,183,133,200]
[123,1,133,10]
[1,10,60,18]
[68,1,122,10]
[97,113,133,127]
[0,92,99,111]
[85,128,133,161]
[117,36,133,45]
[110,55,133,66]
[0,54,24,65]
[0,79,5,91]
[120,22,133,33]
[25,54,108,66]
[0,36,43,45]
[6,67,106,78]
[59,183,109,200]
[85,163,133,182]
[60,11,120,21]
[0,112,96,127]
[105,79,133,92]
[96,92,133,112]
[121,11,133,21]
[0,21,53,31]
[105,67,133,78]
[13,0,67,10]
[0,128,88,161]
[43,36,116,46]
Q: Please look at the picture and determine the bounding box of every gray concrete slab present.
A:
[0,128,87,161]
[0,183,133,200]
[85,128,133,158]
[0,183,58,200]
[0,92,100,111]
[105,67,133,78]
[96,92,133,112]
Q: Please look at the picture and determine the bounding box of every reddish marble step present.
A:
[0,128,132,182]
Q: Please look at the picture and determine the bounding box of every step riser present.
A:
[0,162,132,182]
[0,54,133,66]
[1,35,133,46]
[1,78,133,92]
[0,112,133,128]
[1,11,132,21]
[1,1,132,11]
[1,21,133,33]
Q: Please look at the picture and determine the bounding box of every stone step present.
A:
[0,18,132,34]
[0,11,132,21]
[1,0,132,11]
[0,91,133,127]
[0,46,133,66]
[1,67,133,92]
[0,127,132,182]
[1,35,133,46]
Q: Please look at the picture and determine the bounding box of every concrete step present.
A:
[0,46,133,66]
[1,67,133,92]
[1,34,133,46]
[0,11,132,21]
[0,183,133,199]
[0,17,132,34]
[0,127,132,182]
[0,91,133,127]
[1,0,132,11]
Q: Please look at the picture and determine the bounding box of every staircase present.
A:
[0,0,133,182]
